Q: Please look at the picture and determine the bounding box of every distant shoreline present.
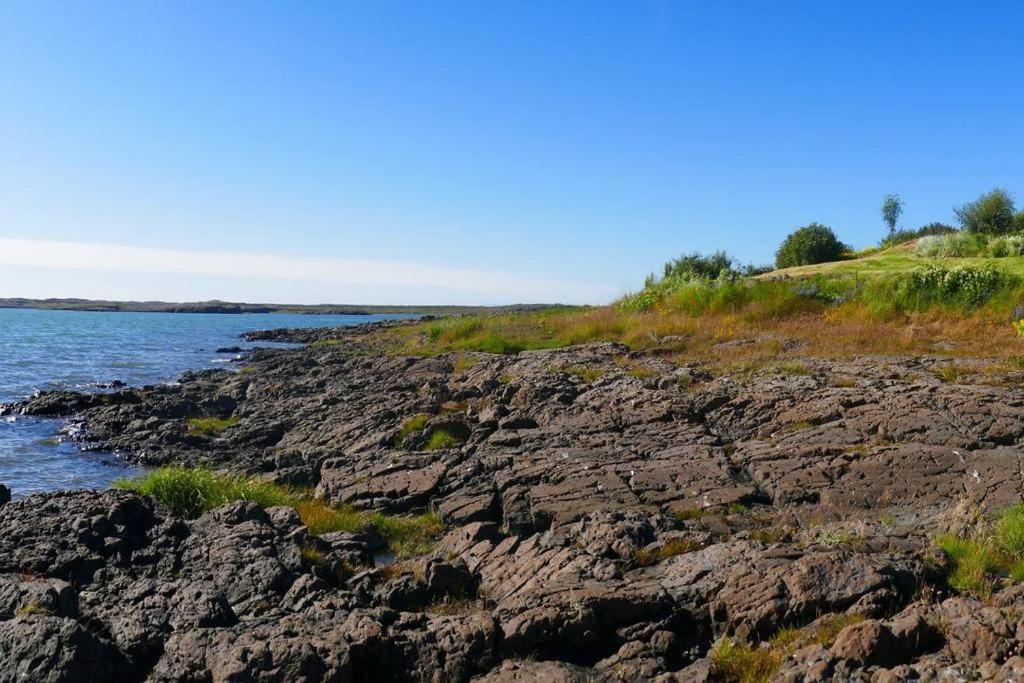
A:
[0,297,565,316]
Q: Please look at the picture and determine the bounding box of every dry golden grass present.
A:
[374,302,1023,365]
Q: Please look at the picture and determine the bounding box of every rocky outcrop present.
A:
[7,323,1024,679]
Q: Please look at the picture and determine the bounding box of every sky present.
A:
[1,1,1023,305]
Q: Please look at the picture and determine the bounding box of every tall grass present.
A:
[116,466,291,518]
[116,467,445,558]
[935,503,1024,599]
[376,263,1024,364]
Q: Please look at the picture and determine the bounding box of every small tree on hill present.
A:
[954,188,1017,234]
[775,223,846,269]
[881,194,903,236]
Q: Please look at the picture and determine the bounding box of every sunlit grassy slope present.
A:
[764,241,1024,278]
[355,241,1024,364]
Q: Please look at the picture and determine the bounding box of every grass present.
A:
[555,364,605,383]
[15,602,52,617]
[425,428,466,450]
[934,503,1024,599]
[186,415,239,436]
[372,262,1024,365]
[300,545,326,566]
[711,614,865,683]
[116,466,445,559]
[394,413,431,446]
[631,538,704,567]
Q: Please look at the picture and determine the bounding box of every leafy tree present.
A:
[881,194,903,236]
[1016,211,1024,233]
[775,223,846,269]
[954,188,1017,234]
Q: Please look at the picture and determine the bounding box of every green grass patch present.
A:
[394,413,431,447]
[710,639,780,683]
[116,466,446,558]
[935,503,1024,599]
[369,511,445,558]
[711,614,864,683]
[186,416,239,436]
[425,427,467,450]
[300,545,326,566]
[115,466,291,518]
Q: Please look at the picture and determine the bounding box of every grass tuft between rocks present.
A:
[186,416,239,436]
[711,613,865,683]
[394,413,431,446]
[116,466,445,558]
[935,503,1024,599]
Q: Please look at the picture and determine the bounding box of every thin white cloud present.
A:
[0,238,613,304]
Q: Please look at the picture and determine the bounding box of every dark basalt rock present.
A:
[7,321,1024,679]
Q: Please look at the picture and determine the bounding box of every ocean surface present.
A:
[0,308,413,497]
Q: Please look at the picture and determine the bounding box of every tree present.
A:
[881,194,903,236]
[954,188,1017,234]
[775,223,846,269]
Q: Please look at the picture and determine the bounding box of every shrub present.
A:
[955,188,1017,234]
[775,223,846,269]
[880,222,957,249]
[663,251,735,280]
[914,232,987,258]
[988,235,1024,258]
[898,264,1004,308]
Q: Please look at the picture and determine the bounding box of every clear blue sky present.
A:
[1,1,1023,304]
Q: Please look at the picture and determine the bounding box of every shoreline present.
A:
[2,319,1024,679]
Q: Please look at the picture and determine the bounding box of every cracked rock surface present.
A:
[5,323,1024,680]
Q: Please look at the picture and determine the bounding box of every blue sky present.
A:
[1,1,1022,304]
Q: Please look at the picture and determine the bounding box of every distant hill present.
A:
[0,297,572,316]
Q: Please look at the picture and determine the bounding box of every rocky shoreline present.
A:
[4,321,1024,681]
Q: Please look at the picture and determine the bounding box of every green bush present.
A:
[913,232,988,258]
[864,264,1008,313]
[987,235,1024,258]
[955,188,1017,234]
[775,223,846,269]
[880,222,957,249]
[662,251,735,280]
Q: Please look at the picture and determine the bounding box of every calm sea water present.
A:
[0,308,412,496]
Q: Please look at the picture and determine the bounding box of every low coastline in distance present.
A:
[0,297,575,316]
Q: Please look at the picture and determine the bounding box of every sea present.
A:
[0,308,413,497]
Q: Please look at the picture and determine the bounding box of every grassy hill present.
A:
[361,237,1024,366]
[763,241,1024,279]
